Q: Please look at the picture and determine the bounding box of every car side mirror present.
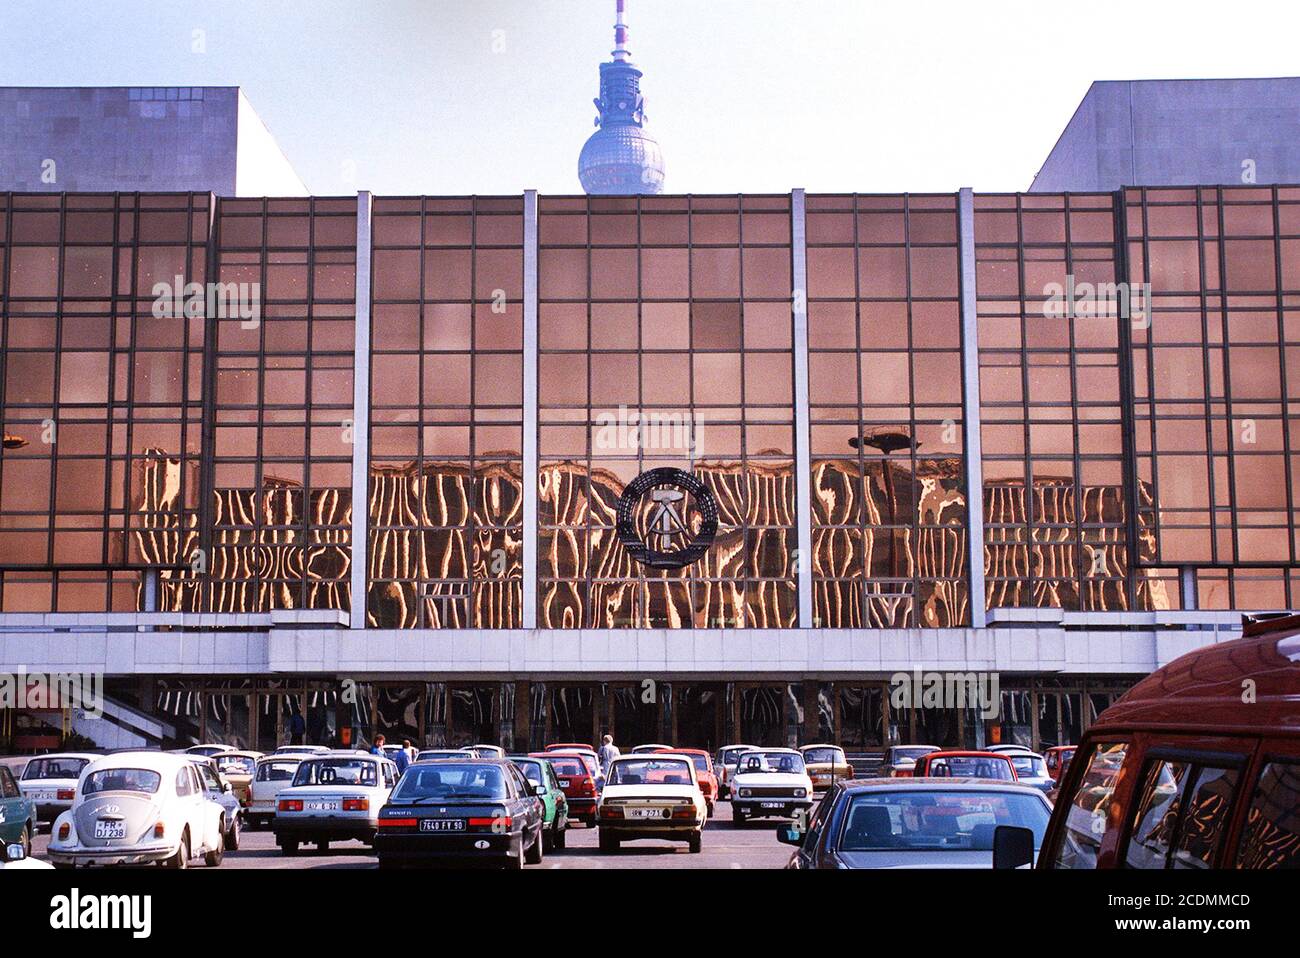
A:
[530,783,545,797]
[5,842,27,862]
[223,781,232,793]
[776,825,803,846]
[992,825,1035,869]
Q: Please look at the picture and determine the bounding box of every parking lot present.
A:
[28,801,793,870]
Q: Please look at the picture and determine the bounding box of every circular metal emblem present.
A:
[616,468,718,570]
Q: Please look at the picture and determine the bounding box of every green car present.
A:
[0,765,37,859]
[509,756,569,850]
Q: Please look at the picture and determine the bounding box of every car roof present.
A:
[85,751,194,772]
[738,747,800,755]
[799,743,843,751]
[257,754,305,762]
[923,750,1013,759]
[1095,620,1300,735]
[836,778,1046,794]
[655,747,709,757]
[24,752,100,761]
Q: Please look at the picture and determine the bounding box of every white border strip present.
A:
[958,188,987,628]
[522,190,539,630]
[791,189,814,628]
[350,191,373,629]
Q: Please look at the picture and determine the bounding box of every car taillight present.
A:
[279,799,303,812]
[600,805,623,819]
[377,817,416,828]
[154,822,166,838]
[468,816,510,829]
[342,799,369,812]
[579,778,596,795]
[57,788,75,801]
[58,823,70,841]
[671,806,694,820]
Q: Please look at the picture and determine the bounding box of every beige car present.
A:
[800,744,854,792]
[214,751,263,809]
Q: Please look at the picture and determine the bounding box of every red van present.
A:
[996,614,1300,869]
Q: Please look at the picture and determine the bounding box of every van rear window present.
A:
[1235,761,1300,870]
[1048,741,1128,869]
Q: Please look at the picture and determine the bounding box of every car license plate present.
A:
[628,807,666,819]
[35,790,56,800]
[305,800,339,812]
[558,779,570,787]
[760,801,785,809]
[419,819,465,832]
[94,819,127,840]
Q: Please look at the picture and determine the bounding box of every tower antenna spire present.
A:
[612,0,631,62]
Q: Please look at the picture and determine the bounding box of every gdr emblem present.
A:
[615,468,719,570]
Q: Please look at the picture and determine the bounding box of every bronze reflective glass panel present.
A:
[538,194,796,628]
[368,197,523,628]
[806,194,968,626]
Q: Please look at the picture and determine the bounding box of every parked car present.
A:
[653,748,718,816]
[911,750,1018,782]
[1001,615,1300,870]
[1043,745,1076,783]
[0,765,37,859]
[17,752,98,824]
[183,744,235,757]
[186,756,243,850]
[597,754,706,853]
[272,751,398,855]
[247,755,305,829]
[272,745,330,756]
[509,755,570,849]
[878,745,941,778]
[47,751,228,868]
[467,744,506,760]
[0,840,53,870]
[548,748,605,791]
[630,744,674,754]
[998,750,1055,794]
[213,750,262,809]
[780,778,1053,869]
[531,752,598,825]
[544,742,594,752]
[374,758,546,869]
[729,748,814,824]
[800,744,854,791]
[715,744,758,799]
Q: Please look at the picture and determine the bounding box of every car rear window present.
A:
[256,761,300,782]
[608,758,693,785]
[838,790,1050,852]
[83,768,161,795]
[393,763,510,801]
[293,758,378,787]
[546,758,586,776]
[23,757,90,780]
[926,756,1014,780]
[1235,760,1300,870]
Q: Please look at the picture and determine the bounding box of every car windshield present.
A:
[839,791,1050,852]
[738,752,805,775]
[82,768,161,795]
[256,761,300,782]
[894,748,936,763]
[216,755,256,776]
[1011,756,1047,778]
[23,757,90,780]
[293,758,378,787]
[393,764,509,801]
[545,757,586,776]
[513,761,544,784]
[926,756,1014,780]
[804,748,844,765]
[607,758,693,786]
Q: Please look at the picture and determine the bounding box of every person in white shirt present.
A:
[597,734,620,773]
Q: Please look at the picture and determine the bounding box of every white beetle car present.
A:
[729,748,815,824]
[596,754,706,853]
[271,751,397,854]
[18,752,98,824]
[47,752,228,868]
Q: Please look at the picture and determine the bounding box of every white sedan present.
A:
[596,754,706,853]
[247,755,306,829]
[17,752,98,823]
[47,752,228,868]
[271,751,397,854]
[729,748,815,823]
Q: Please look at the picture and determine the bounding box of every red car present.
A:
[1043,745,1076,783]
[531,751,598,825]
[653,748,719,816]
[544,742,594,752]
[911,750,1019,781]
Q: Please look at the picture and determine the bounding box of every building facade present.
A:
[2,184,1294,754]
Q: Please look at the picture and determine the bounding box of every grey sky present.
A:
[2,0,1294,195]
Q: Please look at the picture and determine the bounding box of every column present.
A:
[957,187,988,628]
[522,190,539,629]
[791,189,814,628]
[349,191,373,628]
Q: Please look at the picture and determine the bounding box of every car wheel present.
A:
[525,826,544,864]
[734,808,747,825]
[543,826,554,853]
[688,831,702,854]
[280,838,299,856]
[224,815,240,851]
[21,823,32,859]
[315,839,330,853]
[706,801,715,818]
[204,835,224,867]
[554,823,566,850]
[598,831,619,853]
[167,832,190,869]
[507,835,525,870]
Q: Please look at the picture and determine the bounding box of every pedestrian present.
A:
[370,733,386,756]
[288,710,306,746]
[402,738,417,763]
[391,739,410,774]
[597,733,620,773]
